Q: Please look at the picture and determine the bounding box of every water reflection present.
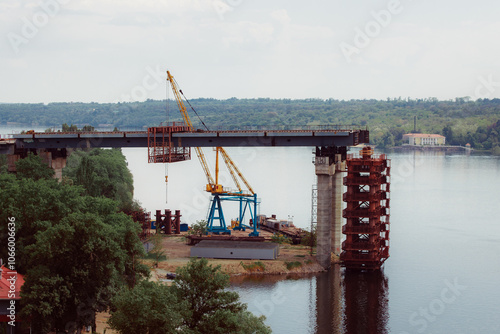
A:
[316,267,389,334]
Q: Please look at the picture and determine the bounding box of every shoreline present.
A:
[145,232,334,281]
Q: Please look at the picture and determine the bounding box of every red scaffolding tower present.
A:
[147,123,191,163]
[341,146,390,270]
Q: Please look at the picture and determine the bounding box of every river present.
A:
[125,147,500,334]
[2,125,499,333]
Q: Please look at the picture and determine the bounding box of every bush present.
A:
[240,261,266,272]
[271,233,289,244]
[300,227,317,247]
[285,261,303,270]
[188,219,208,237]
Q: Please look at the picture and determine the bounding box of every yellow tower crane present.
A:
[166,70,259,236]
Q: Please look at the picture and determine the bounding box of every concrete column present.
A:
[331,156,345,256]
[51,157,67,181]
[315,156,335,269]
[7,154,20,172]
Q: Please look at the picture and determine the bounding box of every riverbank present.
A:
[93,231,329,334]
[144,231,331,281]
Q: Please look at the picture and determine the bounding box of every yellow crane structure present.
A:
[161,70,259,235]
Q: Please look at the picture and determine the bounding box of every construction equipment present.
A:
[164,70,259,236]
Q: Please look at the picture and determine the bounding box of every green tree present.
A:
[443,125,454,145]
[0,155,7,173]
[64,148,135,210]
[75,155,98,196]
[20,204,148,333]
[172,258,271,334]
[0,155,148,332]
[109,281,181,334]
[149,233,167,268]
[15,153,55,181]
[301,225,317,247]
[62,123,79,132]
[187,220,208,237]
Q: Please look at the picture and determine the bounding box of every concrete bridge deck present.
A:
[4,128,369,151]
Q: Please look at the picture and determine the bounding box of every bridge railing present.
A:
[204,124,360,132]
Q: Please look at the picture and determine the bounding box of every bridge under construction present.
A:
[0,65,392,271]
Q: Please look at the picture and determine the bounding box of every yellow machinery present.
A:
[166,70,259,235]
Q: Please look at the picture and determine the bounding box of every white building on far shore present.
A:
[402,133,446,146]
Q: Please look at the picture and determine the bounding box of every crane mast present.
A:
[164,70,259,236]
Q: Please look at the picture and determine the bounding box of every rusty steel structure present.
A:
[147,123,191,163]
[341,147,391,270]
[155,209,182,234]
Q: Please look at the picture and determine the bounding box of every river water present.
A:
[2,125,499,333]
[123,147,500,334]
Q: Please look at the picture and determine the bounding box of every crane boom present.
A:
[167,71,215,189]
[167,71,193,130]
[219,147,255,195]
[166,70,253,196]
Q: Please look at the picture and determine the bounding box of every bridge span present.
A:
[5,127,368,151]
[1,126,370,270]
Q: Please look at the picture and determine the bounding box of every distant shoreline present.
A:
[390,145,472,153]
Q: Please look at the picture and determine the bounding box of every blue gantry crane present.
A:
[166,70,259,236]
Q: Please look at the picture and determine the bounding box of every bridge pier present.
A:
[6,148,68,181]
[315,147,346,269]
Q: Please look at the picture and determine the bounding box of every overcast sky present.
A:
[2,0,500,103]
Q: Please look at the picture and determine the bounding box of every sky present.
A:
[1,0,500,103]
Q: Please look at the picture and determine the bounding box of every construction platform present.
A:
[190,240,279,260]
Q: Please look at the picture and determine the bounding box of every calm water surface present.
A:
[123,146,500,333]
[229,151,500,334]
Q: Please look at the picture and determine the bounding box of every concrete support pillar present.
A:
[51,157,67,181]
[7,148,67,181]
[331,156,345,256]
[7,154,20,173]
[315,156,335,269]
[39,150,67,181]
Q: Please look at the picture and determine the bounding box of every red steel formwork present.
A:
[156,209,182,235]
[147,123,191,163]
[341,146,391,270]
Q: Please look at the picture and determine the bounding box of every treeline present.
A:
[0,154,270,333]
[0,154,148,332]
[2,97,500,150]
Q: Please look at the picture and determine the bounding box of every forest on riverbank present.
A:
[0,151,270,333]
[1,97,500,151]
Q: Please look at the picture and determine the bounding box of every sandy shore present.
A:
[146,230,336,279]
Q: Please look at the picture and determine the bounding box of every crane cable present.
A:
[172,76,210,131]
[165,80,170,203]
[165,78,170,124]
